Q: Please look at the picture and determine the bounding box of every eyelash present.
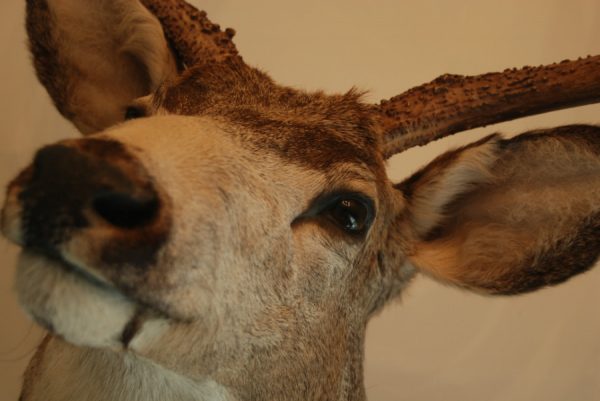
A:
[124,106,146,120]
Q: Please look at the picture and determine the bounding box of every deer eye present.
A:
[324,196,373,234]
[124,106,146,120]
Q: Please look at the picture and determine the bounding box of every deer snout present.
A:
[2,138,170,270]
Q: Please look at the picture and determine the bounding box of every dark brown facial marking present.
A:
[20,144,103,250]
[99,220,170,269]
[161,62,383,171]
[15,138,169,269]
[121,309,146,348]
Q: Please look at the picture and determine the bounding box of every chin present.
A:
[15,251,138,349]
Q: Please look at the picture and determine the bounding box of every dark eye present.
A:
[124,106,145,120]
[325,197,372,233]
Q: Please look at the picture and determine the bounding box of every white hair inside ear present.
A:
[401,128,599,295]
[404,134,500,237]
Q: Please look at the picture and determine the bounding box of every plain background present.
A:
[1,1,599,400]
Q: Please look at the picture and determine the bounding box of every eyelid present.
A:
[124,106,146,120]
[126,94,156,118]
[303,190,375,220]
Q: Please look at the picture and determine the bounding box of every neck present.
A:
[21,336,233,401]
[22,334,368,401]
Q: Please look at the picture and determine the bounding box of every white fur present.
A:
[24,337,234,401]
[0,187,24,245]
[129,317,170,351]
[16,252,136,348]
[409,137,500,236]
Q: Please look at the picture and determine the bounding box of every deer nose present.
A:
[92,191,159,229]
[19,140,161,250]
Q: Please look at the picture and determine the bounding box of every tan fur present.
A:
[408,127,600,294]
[2,2,599,400]
[26,0,177,133]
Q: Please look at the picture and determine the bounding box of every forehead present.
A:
[154,63,384,172]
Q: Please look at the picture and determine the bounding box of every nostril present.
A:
[92,191,159,229]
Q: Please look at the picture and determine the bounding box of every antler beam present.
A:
[140,0,600,160]
[379,55,600,157]
[140,0,240,67]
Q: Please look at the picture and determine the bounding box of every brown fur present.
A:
[26,0,177,133]
[161,60,382,170]
[19,334,52,401]
[26,0,73,121]
[407,126,600,295]
[3,1,599,401]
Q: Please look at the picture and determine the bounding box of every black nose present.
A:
[20,139,160,249]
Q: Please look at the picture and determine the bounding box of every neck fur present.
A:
[22,335,368,401]
[22,337,232,401]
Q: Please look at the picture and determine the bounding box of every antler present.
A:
[139,0,240,67]
[379,55,600,158]
[140,1,600,159]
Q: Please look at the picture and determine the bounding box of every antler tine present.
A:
[379,55,600,158]
[140,0,240,67]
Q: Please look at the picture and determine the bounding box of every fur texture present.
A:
[1,1,598,400]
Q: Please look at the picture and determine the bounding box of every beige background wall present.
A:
[1,1,599,400]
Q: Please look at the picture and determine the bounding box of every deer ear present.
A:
[396,125,600,295]
[27,0,178,134]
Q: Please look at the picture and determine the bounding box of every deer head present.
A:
[2,1,599,400]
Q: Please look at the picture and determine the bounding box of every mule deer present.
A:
[2,0,599,400]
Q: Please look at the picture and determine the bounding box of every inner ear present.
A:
[397,134,500,238]
[121,52,155,96]
[27,0,178,134]
[395,126,600,295]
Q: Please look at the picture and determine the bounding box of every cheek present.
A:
[290,221,361,302]
[140,189,294,321]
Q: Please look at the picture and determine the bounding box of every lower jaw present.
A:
[15,250,139,348]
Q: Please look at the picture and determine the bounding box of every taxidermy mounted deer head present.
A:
[2,0,599,400]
